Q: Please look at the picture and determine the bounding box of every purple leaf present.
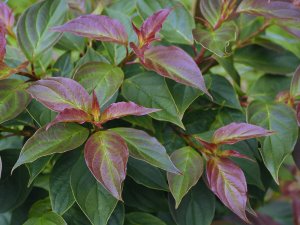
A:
[141,45,212,98]
[237,0,300,21]
[140,8,171,44]
[84,130,129,200]
[212,122,274,145]
[0,2,14,31]
[51,15,128,45]
[206,157,249,222]
[290,65,300,98]
[91,91,100,122]
[46,108,92,130]
[0,21,6,61]
[27,77,91,112]
[220,150,255,161]
[99,101,160,124]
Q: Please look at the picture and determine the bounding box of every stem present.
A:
[0,125,32,137]
[194,47,206,65]
[17,71,39,81]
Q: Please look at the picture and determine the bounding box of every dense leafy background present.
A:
[0,0,300,224]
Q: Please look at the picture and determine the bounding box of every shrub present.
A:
[0,0,300,224]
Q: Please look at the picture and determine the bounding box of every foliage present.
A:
[0,0,300,224]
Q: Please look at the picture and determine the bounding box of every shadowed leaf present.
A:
[290,65,300,99]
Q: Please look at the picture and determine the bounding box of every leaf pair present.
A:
[51,8,211,99]
[27,77,159,130]
[194,122,273,222]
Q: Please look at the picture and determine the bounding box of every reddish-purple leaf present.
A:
[0,21,6,61]
[206,157,248,222]
[140,8,171,43]
[0,2,14,31]
[91,91,100,121]
[141,45,211,98]
[290,65,300,98]
[220,150,254,161]
[194,136,217,151]
[0,61,29,80]
[212,122,274,145]
[51,15,128,45]
[293,198,300,225]
[46,108,92,130]
[237,0,300,21]
[27,77,90,112]
[84,130,129,200]
[99,101,160,124]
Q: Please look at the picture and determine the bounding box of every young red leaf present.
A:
[91,91,100,122]
[0,2,14,32]
[27,77,90,112]
[141,45,211,98]
[140,8,171,44]
[220,150,254,161]
[212,122,274,145]
[237,0,300,21]
[194,135,217,151]
[0,21,6,61]
[51,15,128,45]
[84,130,129,200]
[290,65,300,98]
[46,108,92,130]
[0,61,29,80]
[206,157,249,222]
[99,101,160,124]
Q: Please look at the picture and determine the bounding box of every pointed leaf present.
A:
[200,0,222,28]
[0,79,31,124]
[100,102,159,124]
[0,21,6,61]
[206,157,248,222]
[26,156,53,186]
[140,8,171,43]
[193,22,237,57]
[248,102,298,182]
[169,181,215,225]
[297,103,300,126]
[74,62,124,107]
[122,72,184,128]
[84,130,129,200]
[142,46,211,97]
[0,2,14,31]
[0,61,29,80]
[137,0,195,45]
[112,127,180,174]
[167,147,204,208]
[13,123,89,170]
[46,108,92,130]
[27,77,90,112]
[17,0,68,61]
[212,122,273,145]
[23,212,67,225]
[51,15,128,45]
[71,156,118,225]
[220,150,254,161]
[290,65,300,99]
[237,0,300,21]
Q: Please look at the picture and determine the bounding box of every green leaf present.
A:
[207,75,241,110]
[111,127,180,174]
[23,212,67,225]
[214,55,241,85]
[63,204,90,225]
[55,33,85,52]
[17,0,68,61]
[122,72,184,128]
[13,123,89,170]
[125,212,167,225]
[199,0,221,27]
[0,149,30,213]
[53,52,73,78]
[27,100,57,127]
[0,79,31,124]
[29,198,52,217]
[137,0,195,45]
[74,62,124,107]
[108,203,125,225]
[235,45,300,74]
[248,102,298,182]
[169,181,215,225]
[26,155,52,186]
[127,157,169,191]
[167,147,204,208]
[50,151,80,215]
[71,156,118,225]
[249,75,291,102]
[193,22,237,57]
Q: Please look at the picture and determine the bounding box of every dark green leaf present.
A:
[125,212,167,225]
[108,203,125,225]
[23,212,67,225]
[26,156,52,186]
